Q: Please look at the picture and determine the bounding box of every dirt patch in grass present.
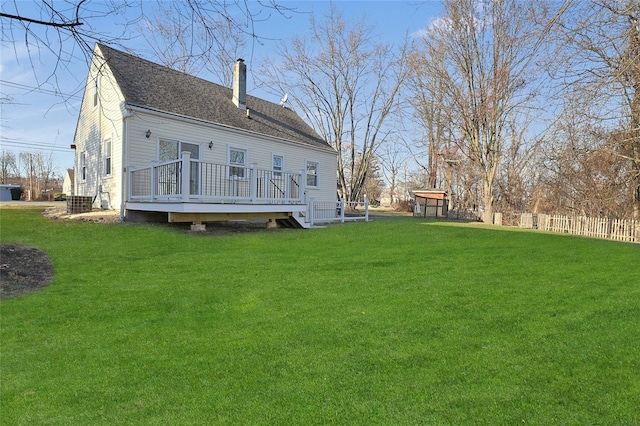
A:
[43,205,121,223]
[0,244,53,299]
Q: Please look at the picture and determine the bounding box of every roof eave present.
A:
[124,103,337,154]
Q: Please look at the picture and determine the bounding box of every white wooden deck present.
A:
[125,153,369,228]
[128,153,304,204]
[126,153,309,227]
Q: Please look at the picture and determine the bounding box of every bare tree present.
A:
[15,151,60,200]
[1,0,293,99]
[138,3,247,86]
[34,151,58,198]
[18,152,36,199]
[0,150,17,183]
[413,0,562,223]
[260,6,410,202]
[493,115,544,216]
[536,112,631,217]
[357,154,385,204]
[379,143,409,206]
[555,0,640,219]
[408,54,452,190]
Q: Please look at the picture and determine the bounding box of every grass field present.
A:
[1,208,639,424]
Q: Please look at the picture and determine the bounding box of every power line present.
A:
[1,137,71,146]
[0,79,83,100]
[1,145,73,154]
[0,138,74,153]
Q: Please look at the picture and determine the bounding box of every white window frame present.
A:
[104,138,112,177]
[158,139,200,162]
[228,146,247,179]
[80,152,87,181]
[272,154,284,178]
[306,160,319,188]
[157,138,201,195]
[93,77,99,108]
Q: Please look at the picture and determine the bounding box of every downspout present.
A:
[120,107,131,221]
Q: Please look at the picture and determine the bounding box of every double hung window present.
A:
[229,148,247,178]
[104,139,112,176]
[306,161,319,187]
[93,77,99,107]
[272,154,283,178]
[81,152,87,181]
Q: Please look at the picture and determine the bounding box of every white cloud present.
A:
[412,16,452,39]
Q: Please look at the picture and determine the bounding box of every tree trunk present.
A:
[632,15,640,220]
[632,138,640,219]
[482,179,494,224]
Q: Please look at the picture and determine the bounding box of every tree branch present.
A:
[0,12,83,28]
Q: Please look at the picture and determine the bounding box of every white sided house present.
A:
[72,44,337,228]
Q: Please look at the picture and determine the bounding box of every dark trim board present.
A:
[168,211,292,223]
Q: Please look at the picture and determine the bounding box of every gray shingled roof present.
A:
[96,43,333,152]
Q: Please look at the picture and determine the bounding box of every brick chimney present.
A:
[232,58,247,110]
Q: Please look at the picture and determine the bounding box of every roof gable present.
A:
[95,44,333,151]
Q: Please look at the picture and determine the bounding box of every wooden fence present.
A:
[520,213,639,243]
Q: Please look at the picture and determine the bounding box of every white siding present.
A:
[75,45,337,210]
[124,110,337,203]
[62,171,74,196]
[73,45,125,211]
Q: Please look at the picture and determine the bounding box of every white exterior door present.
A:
[159,139,200,196]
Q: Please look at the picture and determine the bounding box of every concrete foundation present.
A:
[190,223,207,232]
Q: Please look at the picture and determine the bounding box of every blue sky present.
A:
[0,1,441,174]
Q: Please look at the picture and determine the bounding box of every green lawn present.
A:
[1,208,639,425]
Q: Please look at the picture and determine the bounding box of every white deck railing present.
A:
[129,152,304,204]
[307,198,369,225]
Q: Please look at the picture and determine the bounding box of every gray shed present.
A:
[0,184,22,201]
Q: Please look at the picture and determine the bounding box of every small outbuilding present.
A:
[63,169,74,196]
[0,184,22,201]
[412,189,448,218]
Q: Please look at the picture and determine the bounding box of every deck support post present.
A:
[191,222,206,232]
